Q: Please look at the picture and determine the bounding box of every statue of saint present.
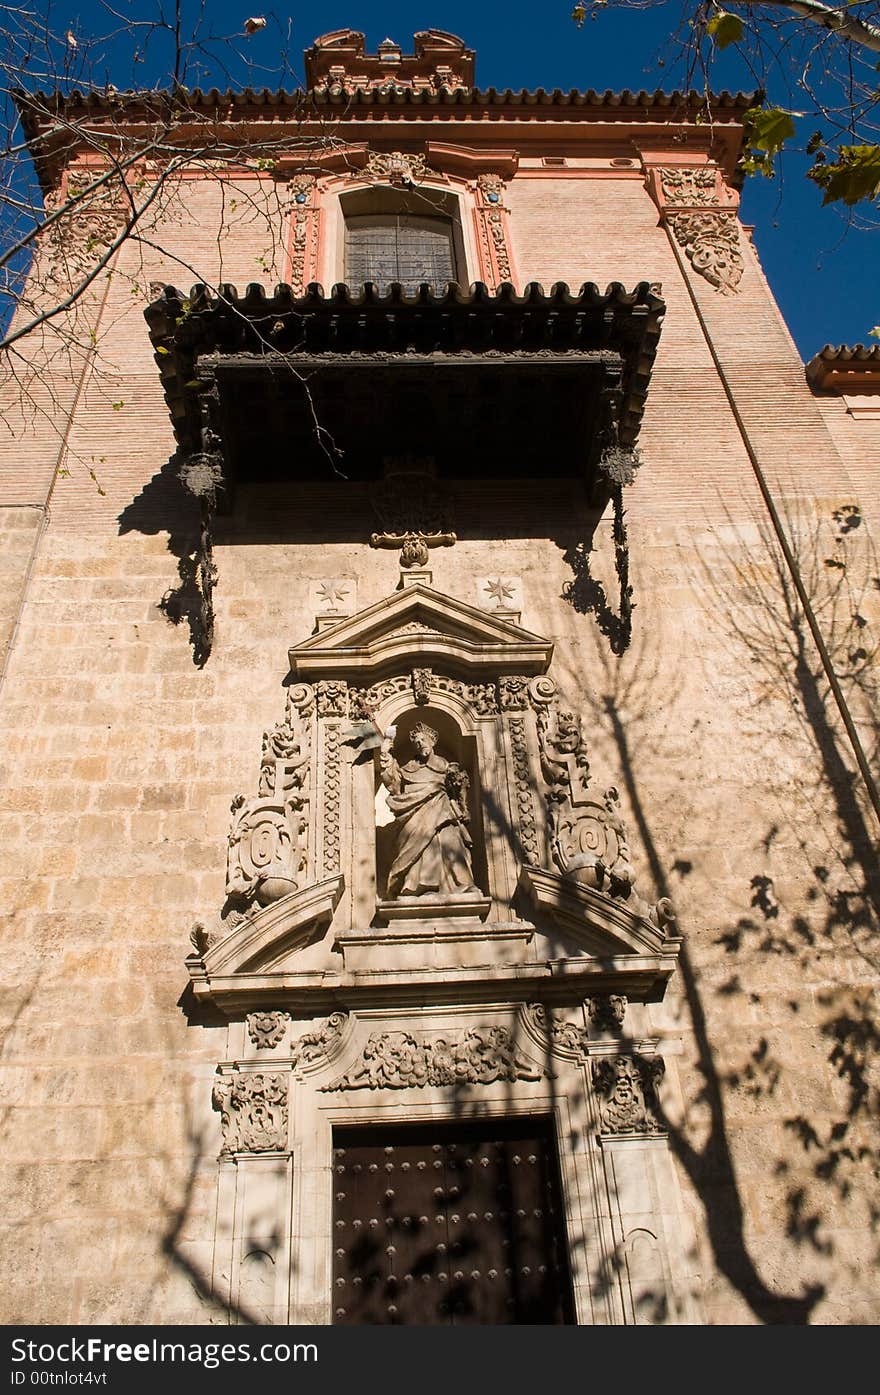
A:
[379,722,480,899]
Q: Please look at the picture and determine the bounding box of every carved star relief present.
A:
[317,581,350,607]
[484,578,515,604]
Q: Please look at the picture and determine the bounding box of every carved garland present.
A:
[508,715,541,866]
[323,1026,543,1091]
[322,724,342,875]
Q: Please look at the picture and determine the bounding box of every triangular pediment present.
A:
[289,582,553,679]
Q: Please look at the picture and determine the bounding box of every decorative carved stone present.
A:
[478,576,522,615]
[525,1002,589,1058]
[658,167,718,206]
[285,174,318,294]
[597,444,642,487]
[370,458,456,567]
[247,1011,289,1050]
[365,150,436,185]
[477,172,506,204]
[290,1011,348,1071]
[212,1072,289,1155]
[189,921,216,955]
[226,795,306,908]
[499,675,530,711]
[411,667,432,704]
[465,682,499,716]
[323,1026,543,1091]
[588,994,628,1033]
[475,173,513,288]
[315,680,349,718]
[591,1054,665,1136]
[322,723,342,874]
[508,715,540,865]
[350,674,410,720]
[226,685,312,908]
[41,179,125,286]
[668,211,743,295]
[180,452,224,502]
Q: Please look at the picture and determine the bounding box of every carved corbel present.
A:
[290,1011,349,1074]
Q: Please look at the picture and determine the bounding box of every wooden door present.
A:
[332,1117,573,1324]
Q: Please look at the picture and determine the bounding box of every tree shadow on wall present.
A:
[575,624,825,1323]
[693,502,880,1301]
[117,453,213,667]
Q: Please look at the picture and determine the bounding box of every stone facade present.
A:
[1,30,878,1325]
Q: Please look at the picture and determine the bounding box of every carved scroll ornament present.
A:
[290,1011,348,1071]
[323,1026,543,1091]
[226,684,314,908]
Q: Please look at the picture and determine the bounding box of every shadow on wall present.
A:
[117,453,211,666]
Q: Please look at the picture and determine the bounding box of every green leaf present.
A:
[869,326,880,340]
[745,106,797,155]
[809,145,880,206]
[707,11,744,49]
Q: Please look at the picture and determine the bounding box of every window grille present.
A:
[345,214,457,292]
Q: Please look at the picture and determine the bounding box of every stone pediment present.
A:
[188,876,344,979]
[288,582,553,680]
[518,865,680,962]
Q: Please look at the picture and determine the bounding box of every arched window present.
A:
[345,212,457,292]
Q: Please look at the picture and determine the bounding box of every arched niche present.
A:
[374,703,488,910]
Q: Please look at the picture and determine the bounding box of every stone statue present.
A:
[379,722,480,899]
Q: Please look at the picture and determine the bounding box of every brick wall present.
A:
[1,145,877,1324]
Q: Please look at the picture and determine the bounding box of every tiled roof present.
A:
[18,84,756,124]
[806,344,880,391]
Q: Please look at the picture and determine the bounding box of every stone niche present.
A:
[184,579,695,1325]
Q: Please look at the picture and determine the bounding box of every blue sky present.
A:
[26,1,878,357]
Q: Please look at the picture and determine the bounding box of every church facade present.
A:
[2,29,879,1325]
